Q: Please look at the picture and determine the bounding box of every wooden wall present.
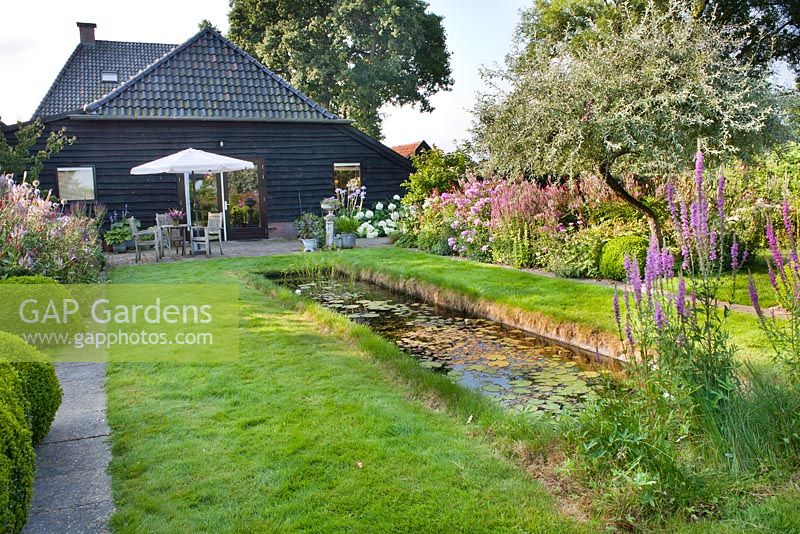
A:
[17,119,412,229]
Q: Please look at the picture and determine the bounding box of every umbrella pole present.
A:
[220,172,227,241]
[184,172,192,227]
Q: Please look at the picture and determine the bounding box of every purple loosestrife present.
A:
[749,277,763,319]
[654,301,666,330]
[730,242,739,271]
[613,290,621,328]
[676,278,687,318]
[716,173,726,222]
[624,255,642,305]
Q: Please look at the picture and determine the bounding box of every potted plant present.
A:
[104,223,133,253]
[295,213,324,252]
[335,216,359,249]
[167,208,185,225]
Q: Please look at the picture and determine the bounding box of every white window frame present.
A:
[333,162,362,189]
[101,71,118,83]
[56,166,97,201]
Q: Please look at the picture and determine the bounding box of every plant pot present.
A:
[124,239,134,250]
[112,243,127,253]
[300,238,317,252]
[332,235,343,249]
[340,233,356,249]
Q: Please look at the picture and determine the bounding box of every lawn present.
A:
[106,257,590,533]
[105,248,796,532]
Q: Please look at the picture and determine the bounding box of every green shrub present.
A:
[0,359,35,534]
[0,275,59,285]
[600,235,649,280]
[417,203,456,256]
[0,333,61,445]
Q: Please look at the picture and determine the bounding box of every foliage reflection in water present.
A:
[279,276,604,414]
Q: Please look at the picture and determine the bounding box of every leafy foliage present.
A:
[599,235,649,280]
[0,357,34,534]
[0,175,104,282]
[0,119,75,179]
[474,0,793,239]
[518,0,800,73]
[228,0,453,137]
[402,148,472,205]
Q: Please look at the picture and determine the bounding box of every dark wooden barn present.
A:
[3,23,412,238]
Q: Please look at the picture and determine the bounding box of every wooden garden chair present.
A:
[155,213,185,257]
[191,212,224,256]
[128,217,159,263]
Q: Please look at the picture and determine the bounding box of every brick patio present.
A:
[105,237,392,268]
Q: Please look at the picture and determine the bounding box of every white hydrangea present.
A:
[375,202,384,211]
[378,220,387,227]
[366,230,379,239]
[384,227,396,235]
[355,211,365,220]
[393,194,401,201]
[365,210,374,219]
[390,211,400,221]
[385,219,396,227]
[387,203,397,211]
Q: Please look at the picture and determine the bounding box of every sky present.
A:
[0,0,528,151]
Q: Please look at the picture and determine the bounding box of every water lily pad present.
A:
[481,384,504,393]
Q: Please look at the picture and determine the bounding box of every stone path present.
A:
[23,363,114,534]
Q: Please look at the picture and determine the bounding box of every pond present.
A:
[274,275,604,415]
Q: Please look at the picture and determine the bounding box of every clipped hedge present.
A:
[600,235,650,281]
[0,333,61,445]
[0,359,35,534]
[0,275,59,286]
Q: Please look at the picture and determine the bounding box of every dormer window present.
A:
[101,71,118,83]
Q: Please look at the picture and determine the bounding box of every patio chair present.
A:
[155,213,186,257]
[191,212,224,256]
[128,217,159,263]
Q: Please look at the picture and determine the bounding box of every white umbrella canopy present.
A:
[130,148,254,175]
[130,148,255,234]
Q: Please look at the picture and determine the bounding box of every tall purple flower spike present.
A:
[749,277,763,319]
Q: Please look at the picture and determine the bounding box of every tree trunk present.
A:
[599,161,663,245]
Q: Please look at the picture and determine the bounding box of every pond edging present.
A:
[339,266,628,365]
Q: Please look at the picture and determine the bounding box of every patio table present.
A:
[158,223,191,258]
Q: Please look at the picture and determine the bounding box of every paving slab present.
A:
[23,362,113,534]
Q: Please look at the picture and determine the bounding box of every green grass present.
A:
[312,247,775,365]
[104,249,796,531]
[106,257,589,533]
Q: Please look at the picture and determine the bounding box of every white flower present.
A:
[385,219,396,227]
[378,220,387,227]
[390,211,400,221]
[365,210,374,219]
[384,227,396,235]
[375,202,384,211]
[366,230,379,239]
[393,194,401,201]
[388,203,397,211]
[355,211,365,220]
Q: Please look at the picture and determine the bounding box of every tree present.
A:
[0,119,74,179]
[402,147,473,205]
[198,19,219,31]
[228,0,453,137]
[518,0,800,75]
[473,1,794,243]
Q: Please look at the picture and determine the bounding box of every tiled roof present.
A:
[35,29,340,122]
[33,40,177,119]
[391,141,430,158]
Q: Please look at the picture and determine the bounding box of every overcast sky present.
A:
[0,0,529,151]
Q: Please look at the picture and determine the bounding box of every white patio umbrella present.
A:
[130,148,255,238]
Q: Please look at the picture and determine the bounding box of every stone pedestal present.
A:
[325,212,336,248]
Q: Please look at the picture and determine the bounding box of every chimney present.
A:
[77,22,96,44]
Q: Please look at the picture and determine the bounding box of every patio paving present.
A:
[23,363,113,534]
[105,237,391,268]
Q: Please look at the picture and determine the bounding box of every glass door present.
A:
[189,173,222,227]
[225,159,267,239]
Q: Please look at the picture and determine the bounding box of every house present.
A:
[3,22,412,238]
[391,140,431,159]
